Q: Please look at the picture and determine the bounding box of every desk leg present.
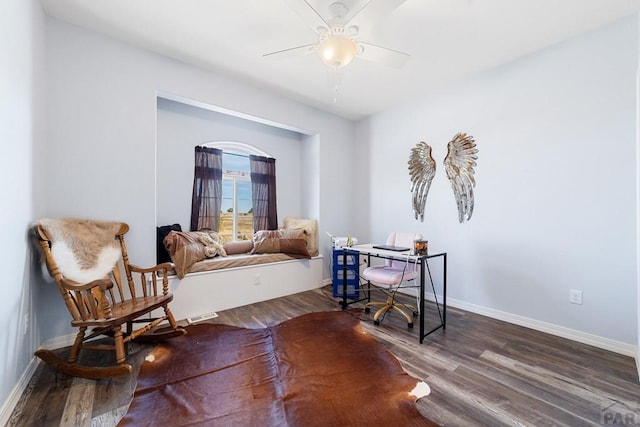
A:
[443,253,447,329]
[366,254,371,304]
[419,258,425,344]
[420,253,447,342]
[341,250,347,309]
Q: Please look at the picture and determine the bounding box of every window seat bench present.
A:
[184,252,308,273]
[165,254,324,322]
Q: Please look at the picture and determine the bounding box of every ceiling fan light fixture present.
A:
[317,36,358,68]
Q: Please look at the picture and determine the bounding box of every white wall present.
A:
[357,16,638,346]
[636,9,640,377]
[42,18,355,342]
[0,0,46,417]
[156,97,305,230]
[301,134,321,220]
[352,119,372,241]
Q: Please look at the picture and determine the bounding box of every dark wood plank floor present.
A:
[8,286,640,426]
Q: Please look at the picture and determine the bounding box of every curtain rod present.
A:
[199,141,273,158]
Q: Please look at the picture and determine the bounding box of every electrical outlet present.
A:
[24,313,29,334]
[569,289,583,305]
[254,274,261,286]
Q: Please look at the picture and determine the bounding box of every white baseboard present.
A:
[391,287,637,357]
[444,294,638,358]
[0,357,40,426]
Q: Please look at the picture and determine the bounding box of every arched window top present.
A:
[200,141,273,158]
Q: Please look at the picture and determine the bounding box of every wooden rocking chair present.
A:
[34,219,186,379]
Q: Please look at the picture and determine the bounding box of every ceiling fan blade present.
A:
[358,42,410,68]
[263,44,317,60]
[283,0,331,34]
[348,0,408,33]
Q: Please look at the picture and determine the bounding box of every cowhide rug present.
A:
[118,311,437,426]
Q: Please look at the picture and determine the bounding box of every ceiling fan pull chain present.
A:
[329,67,343,104]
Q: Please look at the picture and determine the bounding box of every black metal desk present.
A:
[338,244,447,343]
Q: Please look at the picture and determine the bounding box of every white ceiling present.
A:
[40,0,638,120]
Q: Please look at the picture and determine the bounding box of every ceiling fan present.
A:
[264,0,411,69]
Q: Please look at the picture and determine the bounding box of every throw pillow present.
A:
[283,217,318,256]
[196,231,227,258]
[251,229,310,257]
[156,223,182,264]
[162,231,207,279]
[223,240,254,255]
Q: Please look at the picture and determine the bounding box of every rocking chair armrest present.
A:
[128,262,175,274]
[59,277,113,292]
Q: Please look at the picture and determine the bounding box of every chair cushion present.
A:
[362,265,418,286]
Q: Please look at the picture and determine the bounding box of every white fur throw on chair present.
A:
[36,218,122,284]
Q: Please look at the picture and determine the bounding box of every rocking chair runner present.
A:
[34,218,186,379]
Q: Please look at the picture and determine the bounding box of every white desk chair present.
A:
[363,232,422,328]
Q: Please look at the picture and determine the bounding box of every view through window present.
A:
[220,152,253,242]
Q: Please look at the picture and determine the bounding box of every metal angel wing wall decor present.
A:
[407,133,478,223]
[444,133,478,223]
[408,141,436,222]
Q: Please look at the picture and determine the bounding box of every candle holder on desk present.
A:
[413,239,428,256]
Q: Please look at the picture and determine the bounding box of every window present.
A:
[220,152,253,242]
[193,142,277,241]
